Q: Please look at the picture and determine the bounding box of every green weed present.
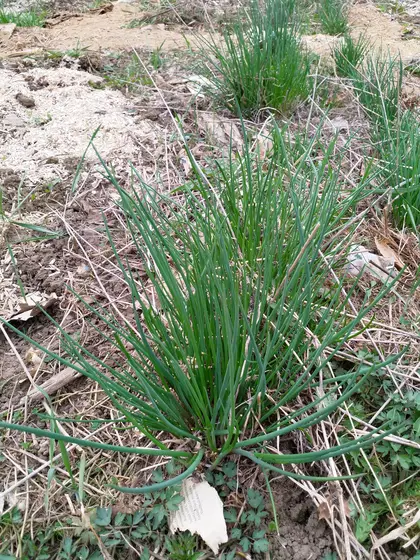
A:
[201,0,310,118]
[405,59,420,77]
[150,41,165,70]
[0,461,273,558]
[225,489,269,554]
[46,42,89,60]
[102,53,152,89]
[208,462,270,554]
[165,533,203,559]
[317,0,348,35]
[0,177,62,242]
[377,0,406,15]
[343,370,420,542]
[333,34,370,77]
[1,475,184,558]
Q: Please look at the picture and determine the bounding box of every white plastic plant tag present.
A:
[169,478,228,554]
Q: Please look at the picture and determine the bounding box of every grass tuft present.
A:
[351,53,402,127]
[376,111,420,229]
[0,6,46,27]
[317,0,348,35]
[333,34,370,77]
[201,0,310,119]
[1,122,399,491]
[348,52,420,229]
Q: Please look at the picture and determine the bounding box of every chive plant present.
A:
[333,34,370,77]
[202,0,310,118]
[0,124,398,493]
[349,53,420,229]
[374,111,420,229]
[317,0,348,35]
[351,53,402,127]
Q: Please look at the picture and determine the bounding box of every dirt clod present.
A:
[15,92,35,107]
[270,480,333,559]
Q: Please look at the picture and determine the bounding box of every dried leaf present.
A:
[25,347,43,367]
[23,366,81,403]
[77,264,91,277]
[329,117,349,132]
[179,148,192,177]
[318,501,331,521]
[346,244,396,283]
[7,292,58,322]
[255,134,274,160]
[0,23,16,40]
[186,74,214,97]
[374,237,404,270]
[372,508,420,549]
[198,113,243,151]
[343,500,351,518]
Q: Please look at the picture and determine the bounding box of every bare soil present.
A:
[270,479,334,560]
[0,2,195,55]
[303,2,420,62]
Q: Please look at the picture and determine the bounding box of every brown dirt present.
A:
[349,3,420,62]
[270,479,334,560]
[0,3,196,56]
[303,2,420,63]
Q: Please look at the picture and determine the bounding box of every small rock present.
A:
[16,92,35,108]
[3,113,25,127]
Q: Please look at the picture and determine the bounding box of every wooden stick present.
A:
[21,366,81,404]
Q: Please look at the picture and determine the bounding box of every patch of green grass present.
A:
[201,0,311,119]
[0,6,46,27]
[333,34,370,77]
[1,120,399,493]
[343,371,420,544]
[404,58,420,77]
[1,460,272,558]
[102,53,153,89]
[150,41,165,70]
[46,41,89,60]
[377,0,406,15]
[317,0,348,35]
[0,475,185,558]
